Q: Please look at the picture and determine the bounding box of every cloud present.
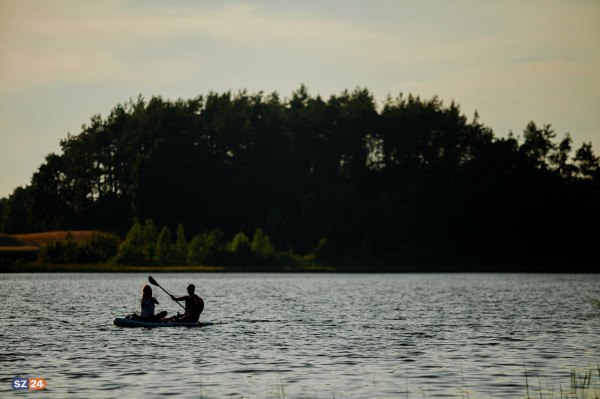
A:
[2,1,598,92]
[1,1,598,138]
[0,2,384,91]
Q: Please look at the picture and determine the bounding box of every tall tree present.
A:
[0,186,33,233]
[520,122,556,169]
[574,142,599,179]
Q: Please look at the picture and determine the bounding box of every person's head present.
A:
[187,284,195,295]
[143,284,152,297]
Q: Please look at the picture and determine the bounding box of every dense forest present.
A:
[1,86,598,271]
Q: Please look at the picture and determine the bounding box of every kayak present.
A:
[113,318,214,328]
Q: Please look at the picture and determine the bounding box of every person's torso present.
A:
[140,296,155,316]
[185,294,203,314]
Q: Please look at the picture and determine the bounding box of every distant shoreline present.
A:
[0,263,338,273]
[2,263,598,273]
[1,231,597,274]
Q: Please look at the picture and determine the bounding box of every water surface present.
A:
[1,273,599,398]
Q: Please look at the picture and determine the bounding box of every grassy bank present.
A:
[0,228,337,273]
[0,262,338,273]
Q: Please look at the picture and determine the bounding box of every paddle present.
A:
[148,275,186,310]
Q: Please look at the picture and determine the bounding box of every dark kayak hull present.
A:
[113,318,213,328]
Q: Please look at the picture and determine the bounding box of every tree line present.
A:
[37,220,326,270]
[1,86,598,271]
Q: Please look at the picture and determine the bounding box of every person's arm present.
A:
[170,294,187,302]
[153,297,159,305]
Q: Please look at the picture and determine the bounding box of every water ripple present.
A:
[1,273,599,398]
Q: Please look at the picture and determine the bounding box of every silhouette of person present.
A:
[126,284,167,321]
[163,284,204,323]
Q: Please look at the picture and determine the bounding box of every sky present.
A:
[1,0,599,198]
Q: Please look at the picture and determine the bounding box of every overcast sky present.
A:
[1,0,599,198]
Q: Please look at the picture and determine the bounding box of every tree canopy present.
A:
[1,87,598,271]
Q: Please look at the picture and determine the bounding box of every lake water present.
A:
[1,273,599,398]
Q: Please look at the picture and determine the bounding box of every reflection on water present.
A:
[1,273,599,398]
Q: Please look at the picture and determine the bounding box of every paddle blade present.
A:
[148,275,159,286]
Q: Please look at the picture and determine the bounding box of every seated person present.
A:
[162,284,204,323]
[127,284,167,322]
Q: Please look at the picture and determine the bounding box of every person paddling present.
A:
[163,284,204,323]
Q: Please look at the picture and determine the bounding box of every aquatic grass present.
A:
[571,369,592,391]
[525,359,531,399]
[522,365,600,399]
[461,369,471,399]
[277,372,285,399]
[535,364,544,399]
[262,367,600,399]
